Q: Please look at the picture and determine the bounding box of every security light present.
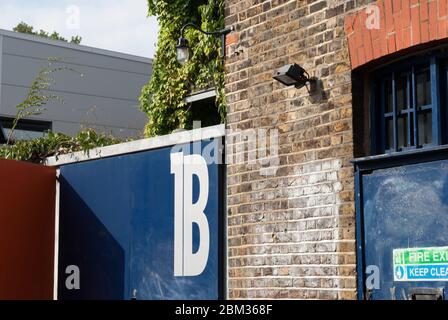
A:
[176,23,233,64]
[273,63,312,89]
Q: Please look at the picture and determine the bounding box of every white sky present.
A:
[0,0,159,58]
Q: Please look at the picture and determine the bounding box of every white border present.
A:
[45,124,226,166]
[53,169,60,300]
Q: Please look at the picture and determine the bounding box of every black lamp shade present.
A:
[273,63,309,88]
[176,37,191,64]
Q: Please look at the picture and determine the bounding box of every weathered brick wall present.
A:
[224,0,376,300]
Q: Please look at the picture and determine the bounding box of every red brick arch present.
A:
[345,0,448,69]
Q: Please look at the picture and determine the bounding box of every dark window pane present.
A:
[397,115,408,149]
[396,72,409,112]
[415,66,431,107]
[385,117,393,150]
[3,128,47,141]
[418,111,433,145]
[384,78,393,113]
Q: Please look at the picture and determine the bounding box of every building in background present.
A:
[0,29,152,141]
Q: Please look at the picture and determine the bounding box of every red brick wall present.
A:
[345,0,448,69]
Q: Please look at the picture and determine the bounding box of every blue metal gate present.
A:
[57,137,224,300]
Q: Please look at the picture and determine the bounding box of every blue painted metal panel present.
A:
[58,164,131,299]
[354,170,365,300]
[361,160,448,299]
[58,138,223,300]
[130,141,221,300]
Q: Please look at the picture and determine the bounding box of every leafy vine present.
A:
[140,0,226,137]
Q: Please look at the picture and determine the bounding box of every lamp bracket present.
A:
[180,23,233,38]
[179,24,234,62]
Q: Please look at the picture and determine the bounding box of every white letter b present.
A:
[171,153,210,277]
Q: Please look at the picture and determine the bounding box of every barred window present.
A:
[370,55,446,154]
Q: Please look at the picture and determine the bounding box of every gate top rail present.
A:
[44,124,225,167]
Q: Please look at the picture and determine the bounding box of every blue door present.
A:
[358,158,448,300]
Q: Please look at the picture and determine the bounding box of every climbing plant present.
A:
[0,129,122,164]
[6,58,73,144]
[140,0,226,137]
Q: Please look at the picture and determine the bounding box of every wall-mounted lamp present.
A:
[273,63,314,89]
[176,23,233,64]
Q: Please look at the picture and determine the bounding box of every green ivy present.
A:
[140,0,226,137]
[0,129,122,164]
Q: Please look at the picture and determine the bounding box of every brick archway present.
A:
[345,0,448,69]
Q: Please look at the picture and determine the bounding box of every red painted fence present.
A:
[0,160,56,300]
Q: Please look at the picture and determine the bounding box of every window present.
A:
[0,117,52,144]
[371,55,446,154]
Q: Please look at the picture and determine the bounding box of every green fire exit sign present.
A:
[393,247,448,282]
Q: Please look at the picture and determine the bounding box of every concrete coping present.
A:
[45,124,226,166]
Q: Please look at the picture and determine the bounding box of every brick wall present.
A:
[223,0,378,300]
[346,0,448,69]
